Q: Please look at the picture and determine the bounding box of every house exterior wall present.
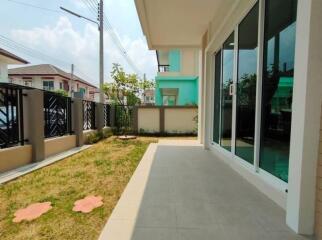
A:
[155,76,198,106]
[156,48,199,106]
[202,0,322,235]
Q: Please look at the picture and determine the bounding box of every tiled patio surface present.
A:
[99,140,311,240]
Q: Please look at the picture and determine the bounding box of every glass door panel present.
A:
[220,33,235,151]
[260,0,297,182]
[235,3,259,164]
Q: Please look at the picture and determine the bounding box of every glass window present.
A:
[220,33,234,151]
[235,3,259,164]
[43,81,54,91]
[260,0,297,182]
[163,96,176,106]
[213,51,222,144]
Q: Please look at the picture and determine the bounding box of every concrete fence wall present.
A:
[135,106,198,135]
[0,88,106,174]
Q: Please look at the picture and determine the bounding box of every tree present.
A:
[104,64,155,106]
[103,63,141,106]
[103,63,155,136]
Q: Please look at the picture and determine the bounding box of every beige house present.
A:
[142,89,155,105]
[0,48,28,82]
[135,0,322,238]
[9,64,98,101]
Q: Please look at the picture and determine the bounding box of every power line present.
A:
[82,0,143,77]
[6,0,61,13]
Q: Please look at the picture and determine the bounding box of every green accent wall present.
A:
[155,76,198,106]
[169,49,181,72]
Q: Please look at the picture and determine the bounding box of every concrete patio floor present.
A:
[99,140,311,240]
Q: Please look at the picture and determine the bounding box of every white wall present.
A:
[0,62,8,82]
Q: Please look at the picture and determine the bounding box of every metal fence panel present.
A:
[44,91,72,138]
[104,104,111,127]
[0,83,24,148]
[83,100,96,130]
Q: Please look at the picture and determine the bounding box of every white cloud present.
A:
[10,16,157,86]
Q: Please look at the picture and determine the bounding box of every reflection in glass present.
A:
[260,0,297,182]
[235,3,259,164]
[213,51,222,144]
[220,33,234,151]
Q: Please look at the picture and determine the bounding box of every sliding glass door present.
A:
[212,0,297,183]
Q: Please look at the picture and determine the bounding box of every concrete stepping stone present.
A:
[13,202,52,223]
[73,195,103,213]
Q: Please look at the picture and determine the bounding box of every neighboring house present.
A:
[136,0,322,237]
[9,64,98,101]
[155,49,199,106]
[142,89,155,105]
[0,48,28,82]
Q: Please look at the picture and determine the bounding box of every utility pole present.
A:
[98,0,104,103]
[60,4,105,103]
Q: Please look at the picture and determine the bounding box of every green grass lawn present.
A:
[0,137,158,240]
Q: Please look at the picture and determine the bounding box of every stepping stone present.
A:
[73,195,103,213]
[13,202,52,223]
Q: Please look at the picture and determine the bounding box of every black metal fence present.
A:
[0,83,25,149]
[44,91,72,138]
[115,105,134,134]
[83,100,96,130]
[104,104,110,127]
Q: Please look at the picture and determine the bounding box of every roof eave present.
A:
[135,0,153,49]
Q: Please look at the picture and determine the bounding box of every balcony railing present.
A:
[0,83,25,149]
[83,100,96,130]
[44,91,72,138]
[158,64,170,73]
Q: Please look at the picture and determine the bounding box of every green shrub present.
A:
[102,127,113,138]
[85,128,113,144]
[86,132,101,144]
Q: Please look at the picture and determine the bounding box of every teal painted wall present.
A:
[155,76,198,106]
[169,49,181,72]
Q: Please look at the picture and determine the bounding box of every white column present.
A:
[286,0,322,234]
[198,49,204,144]
[203,52,213,149]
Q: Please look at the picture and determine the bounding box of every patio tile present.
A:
[135,203,176,228]
[176,226,230,240]
[131,227,177,240]
[99,142,307,240]
[175,200,214,228]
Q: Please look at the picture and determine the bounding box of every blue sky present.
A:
[0,0,157,86]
